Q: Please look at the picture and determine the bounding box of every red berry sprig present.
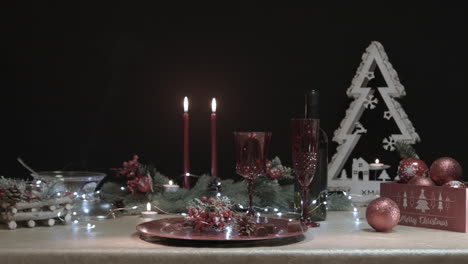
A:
[185,196,236,232]
[266,159,283,179]
[112,155,152,195]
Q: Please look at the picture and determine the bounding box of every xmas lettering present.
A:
[361,190,378,195]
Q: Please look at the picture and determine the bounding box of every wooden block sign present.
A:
[380,182,468,233]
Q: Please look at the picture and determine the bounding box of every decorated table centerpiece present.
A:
[136,195,308,241]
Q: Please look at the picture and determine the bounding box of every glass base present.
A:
[72,199,112,221]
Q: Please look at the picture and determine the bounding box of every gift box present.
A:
[380,182,468,233]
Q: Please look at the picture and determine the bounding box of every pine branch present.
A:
[395,141,419,159]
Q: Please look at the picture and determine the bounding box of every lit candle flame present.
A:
[183,96,189,112]
[375,159,380,164]
[146,202,151,211]
[211,98,217,113]
[169,180,173,185]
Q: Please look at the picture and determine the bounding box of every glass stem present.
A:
[301,186,308,221]
[247,178,255,216]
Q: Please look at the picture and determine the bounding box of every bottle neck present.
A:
[305,90,320,119]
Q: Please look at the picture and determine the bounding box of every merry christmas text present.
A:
[400,215,448,227]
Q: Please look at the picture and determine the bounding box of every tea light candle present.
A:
[141,202,158,218]
[369,159,389,170]
[163,180,180,192]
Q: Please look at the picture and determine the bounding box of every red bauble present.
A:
[366,197,400,232]
[397,158,429,183]
[443,180,466,189]
[430,157,463,186]
[408,177,435,186]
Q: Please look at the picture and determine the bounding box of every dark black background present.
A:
[2,2,466,183]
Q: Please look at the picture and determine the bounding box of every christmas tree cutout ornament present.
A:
[415,189,429,213]
[328,41,420,203]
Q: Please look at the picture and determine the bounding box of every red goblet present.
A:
[291,119,320,223]
[234,132,272,216]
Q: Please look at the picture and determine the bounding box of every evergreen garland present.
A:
[99,156,353,215]
[99,157,295,214]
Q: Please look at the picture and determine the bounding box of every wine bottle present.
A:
[294,90,328,220]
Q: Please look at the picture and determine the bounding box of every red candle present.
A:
[183,96,191,189]
[210,98,218,178]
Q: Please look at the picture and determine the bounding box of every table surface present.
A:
[1,209,468,264]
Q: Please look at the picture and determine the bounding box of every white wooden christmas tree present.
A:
[328,41,420,203]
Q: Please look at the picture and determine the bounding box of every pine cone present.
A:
[236,215,257,236]
[6,186,22,202]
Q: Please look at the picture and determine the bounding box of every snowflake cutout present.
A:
[383,111,392,120]
[363,95,378,109]
[402,165,416,176]
[353,122,367,134]
[365,71,375,80]
[382,136,396,151]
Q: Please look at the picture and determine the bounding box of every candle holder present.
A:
[33,171,109,221]
[141,203,158,219]
[369,164,391,170]
[369,159,390,170]
[163,180,180,192]
[369,159,391,181]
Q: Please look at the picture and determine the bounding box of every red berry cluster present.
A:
[186,196,236,232]
[113,155,152,195]
[266,160,283,179]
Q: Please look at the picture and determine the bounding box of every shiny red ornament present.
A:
[430,157,463,186]
[366,197,400,232]
[443,180,466,189]
[397,158,429,184]
[408,176,435,186]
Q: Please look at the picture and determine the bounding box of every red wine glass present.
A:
[291,119,320,223]
[234,132,272,216]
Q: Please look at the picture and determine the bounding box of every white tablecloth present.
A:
[1,209,468,264]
